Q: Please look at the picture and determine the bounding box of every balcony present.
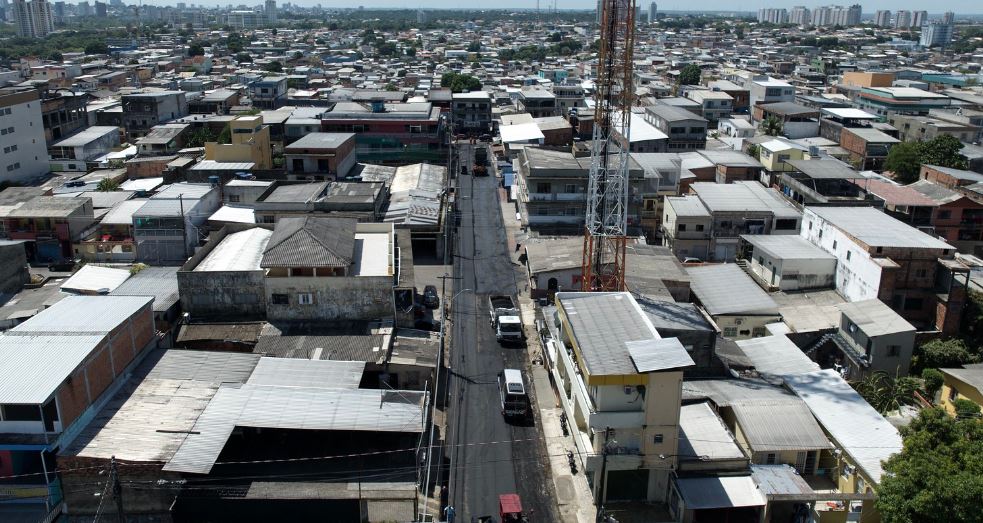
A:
[527,192,584,202]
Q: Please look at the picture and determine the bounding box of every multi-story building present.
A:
[264,0,276,24]
[121,90,189,141]
[857,87,950,118]
[789,6,810,25]
[283,132,357,180]
[204,115,273,170]
[874,10,891,27]
[895,10,912,28]
[250,76,288,109]
[227,9,265,29]
[920,22,954,49]
[684,90,733,127]
[757,8,788,24]
[48,125,120,172]
[133,183,221,265]
[321,101,444,164]
[0,87,50,184]
[450,91,492,133]
[550,83,586,115]
[39,85,89,144]
[548,291,693,505]
[747,76,795,109]
[943,11,954,24]
[801,206,969,335]
[887,113,978,143]
[644,105,708,151]
[647,1,656,23]
[11,0,53,37]
[4,196,95,261]
[912,10,927,27]
[517,87,558,118]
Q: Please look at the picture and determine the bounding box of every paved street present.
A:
[444,144,559,522]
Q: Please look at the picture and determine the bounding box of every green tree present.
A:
[914,338,980,373]
[292,51,304,60]
[49,51,63,62]
[746,143,760,159]
[922,368,944,400]
[264,61,283,73]
[878,408,983,523]
[760,115,784,137]
[953,399,981,419]
[851,371,919,414]
[96,178,120,192]
[406,46,416,57]
[185,127,217,148]
[467,40,481,52]
[920,134,969,171]
[678,63,701,85]
[188,43,205,57]
[441,72,481,93]
[384,82,398,91]
[217,124,232,144]
[884,141,923,183]
[84,41,108,55]
[235,52,252,63]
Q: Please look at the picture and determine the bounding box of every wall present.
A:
[940,376,983,416]
[0,242,29,294]
[265,275,393,322]
[178,269,267,320]
[749,249,836,291]
[714,314,781,340]
[801,209,885,302]
[0,89,50,184]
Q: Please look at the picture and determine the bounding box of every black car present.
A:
[423,285,440,309]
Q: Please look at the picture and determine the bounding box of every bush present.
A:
[953,398,981,419]
[922,368,944,399]
[913,338,980,373]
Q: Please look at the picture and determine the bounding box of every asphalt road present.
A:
[444,143,559,522]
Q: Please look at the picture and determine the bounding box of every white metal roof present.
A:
[101,199,149,225]
[500,122,545,143]
[120,177,164,192]
[784,369,902,483]
[821,107,877,119]
[247,358,365,390]
[626,337,695,372]
[678,402,746,461]
[60,265,131,294]
[735,335,821,379]
[194,228,272,272]
[741,234,836,261]
[208,205,256,224]
[10,295,152,334]
[675,476,767,510]
[808,206,954,250]
[0,334,107,403]
[692,181,801,218]
[352,232,391,276]
[687,264,779,316]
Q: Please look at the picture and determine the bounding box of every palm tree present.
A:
[760,115,784,137]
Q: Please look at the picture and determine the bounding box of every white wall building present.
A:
[0,87,50,184]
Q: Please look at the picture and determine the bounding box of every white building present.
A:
[264,0,276,24]
[895,10,911,28]
[874,10,891,27]
[11,0,53,37]
[912,10,927,27]
[647,1,656,23]
[789,6,810,25]
[920,22,954,49]
[0,87,50,184]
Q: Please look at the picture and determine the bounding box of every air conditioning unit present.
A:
[734,318,744,325]
[624,385,633,395]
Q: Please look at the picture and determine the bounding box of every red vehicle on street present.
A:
[499,494,527,522]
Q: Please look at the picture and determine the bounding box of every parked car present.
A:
[423,285,440,309]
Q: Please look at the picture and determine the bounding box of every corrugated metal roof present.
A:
[151,182,215,201]
[626,338,694,372]
[741,235,836,261]
[837,299,915,337]
[102,199,149,225]
[808,206,954,250]
[678,402,746,461]
[731,402,832,452]
[687,264,779,316]
[787,159,865,180]
[110,266,180,311]
[60,265,131,294]
[556,292,660,377]
[11,295,151,334]
[164,385,424,474]
[692,181,801,218]
[208,205,256,224]
[261,216,357,268]
[0,334,107,403]
[750,464,815,497]
[735,335,820,379]
[247,358,365,389]
[784,369,902,483]
[253,334,386,362]
[194,228,272,272]
[675,476,766,510]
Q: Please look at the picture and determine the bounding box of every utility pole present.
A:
[110,456,124,523]
[595,427,612,523]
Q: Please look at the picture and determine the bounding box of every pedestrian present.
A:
[515,242,521,253]
[444,505,456,523]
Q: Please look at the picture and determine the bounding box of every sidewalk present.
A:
[497,184,598,523]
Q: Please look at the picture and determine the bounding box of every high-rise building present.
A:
[757,8,788,24]
[416,8,427,24]
[874,10,891,27]
[11,0,53,37]
[920,21,954,48]
[790,6,810,25]
[0,87,52,184]
[912,10,927,27]
[76,0,90,16]
[94,0,105,16]
[942,11,954,25]
[812,5,832,26]
[648,2,656,24]
[845,4,861,26]
[264,0,276,24]
[895,10,911,29]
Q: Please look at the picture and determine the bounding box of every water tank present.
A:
[808,145,821,157]
[370,99,385,113]
[208,175,221,186]
[236,172,251,180]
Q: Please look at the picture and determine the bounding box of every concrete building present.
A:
[450,91,492,133]
[283,132,356,180]
[48,126,120,172]
[801,206,968,334]
[895,9,911,28]
[321,101,444,164]
[874,10,891,27]
[644,105,708,151]
[684,90,734,127]
[549,292,694,504]
[687,263,782,339]
[264,0,276,24]
[748,77,795,109]
[262,217,395,322]
[11,0,53,37]
[857,87,950,119]
[790,6,810,25]
[204,115,272,170]
[0,240,29,294]
[939,367,983,417]
[0,87,50,184]
[121,91,189,141]
[4,196,95,261]
[250,76,288,109]
[920,22,955,49]
[133,182,221,265]
[517,87,558,118]
[814,299,917,378]
[912,10,927,27]
[740,234,837,291]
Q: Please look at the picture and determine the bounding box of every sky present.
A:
[160,0,981,15]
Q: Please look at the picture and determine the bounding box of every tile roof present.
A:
[261,216,357,268]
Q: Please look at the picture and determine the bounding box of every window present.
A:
[832,240,837,250]
[677,224,686,232]
[938,210,952,219]
[689,127,703,134]
[766,453,777,464]
[297,292,314,305]
[846,251,852,261]
[887,345,901,357]
[876,247,883,254]
[915,268,927,278]
[904,298,924,311]
[653,434,664,444]
[1,404,41,421]
[775,219,797,231]
[808,221,812,230]
[950,387,959,401]
[695,224,704,231]
[723,327,738,337]
[752,327,767,337]
[564,184,577,194]
[536,183,551,193]
[271,293,289,305]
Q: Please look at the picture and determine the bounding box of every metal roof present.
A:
[194,228,272,272]
[627,338,695,372]
[247,358,365,389]
[787,159,865,180]
[0,334,107,403]
[821,107,877,119]
[731,402,833,452]
[60,265,131,294]
[261,216,357,268]
[151,182,214,201]
[110,267,180,311]
[940,368,983,395]
[686,264,779,316]
[666,196,710,217]
[808,206,954,250]
[50,126,120,148]
[7,196,89,218]
[556,292,660,377]
[675,476,766,510]
[10,295,152,334]
[750,465,816,498]
[253,334,387,362]
[837,299,915,337]
[262,182,327,203]
[163,385,425,474]
[190,160,256,171]
[741,235,835,261]
[500,122,545,143]
[285,132,354,150]
[691,181,801,218]
[784,369,902,484]
[208,205,256,224]
[101,199,149,225]
[678,402,746,461]
[735,335,820,379]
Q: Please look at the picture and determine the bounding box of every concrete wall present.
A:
[715,314,781,340]
[265,275,392,321]
[801,209,884,302]
[749,249,836,291]
[178,269,267,320]
[0,242,29,294]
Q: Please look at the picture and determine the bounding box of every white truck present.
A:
[488,295,523,344]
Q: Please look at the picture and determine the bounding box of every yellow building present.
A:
[939,368,983,416]
[758,138,807,172]
[204,115,273,170]
[552,292,694,504]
